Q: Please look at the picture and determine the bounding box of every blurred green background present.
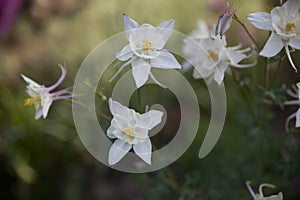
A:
[1,0,299,199]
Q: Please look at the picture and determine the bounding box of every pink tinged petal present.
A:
[21,74,41,88]
[289,38,300,50]
[285,45,298,72]
[47,64,67,91]
[133,138,152,164]
[131,58,151,88]
[157,19,175,42]
[247,12,273,30]
[123,14,139,39]
[259,33,284,57]
[151,50,181,69]
[42,98,53,119]
[108,139,132,165]
[296,108,300,128]
[116,44,134,61]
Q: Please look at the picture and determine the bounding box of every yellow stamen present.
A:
[123,127,134,141]
[207,50,218,61]
[24,96,40,107]
[141,40,152,54]
[286,23,296,33]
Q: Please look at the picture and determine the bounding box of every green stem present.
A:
[233,14,260,50]
[66,98,111,120]
[273,50,285,82]
[231,68,255,114]
[264,58,270,89]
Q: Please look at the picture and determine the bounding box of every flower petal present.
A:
[264,192,283,200]
[296,108,300,128]
[116,44,134,61]
[42,97,53,119]
[146,110,164,130]
[151,50,181,69]
[289,38,300,50]
[227,48,247,65]
[131,58,151,88]
[109,98,129,118]
[123,14,139,39]
[133,138,152,164]
[46,64,67,91]
[247,12,273,30]
[34,106,43,120]
[259,33,284,57]
[21,74,42,88]
[107,125,118,139]
[157,19,174,42]
[214,63,228,85]
[108,139,132,165]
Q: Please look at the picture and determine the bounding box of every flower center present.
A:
[207,50,218,61]
[24,96,41,107]
[285,22,296,33]
[123,127,134,141]
[141,40,152,54]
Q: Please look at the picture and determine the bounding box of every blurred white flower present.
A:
[107,98,163,165]
[247,0,300,72]
[182,24,255,84]
[246,181,283,200]
[284,82,300,131]
[22,64,72,120]
[113,14,181,88]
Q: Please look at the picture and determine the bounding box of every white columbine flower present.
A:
[113,14,181,88]
[284,82,300,131]
[247,0,300,71]
[182,23,255,84]
[107,99,163,165]
[22,65,72,120]
[246,181,283,200]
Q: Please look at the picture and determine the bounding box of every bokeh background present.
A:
[1,0,299,199]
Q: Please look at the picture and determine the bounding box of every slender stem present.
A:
[233,14,260,50]
[273,50,285,82]
[152,145,180,195]
[66,98,111,120]
[264,58,270,89]
[231,68,255,115]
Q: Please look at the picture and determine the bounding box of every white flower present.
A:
[246,181,283,200]
[247,0,300,72]
[182,24,255,84]
[107,98,163,165]
[22,65,72,120]
[112,14,181,88]
[284,82,300,131]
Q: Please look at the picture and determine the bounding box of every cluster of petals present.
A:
[248,0,300,72]
[182,19,255,84]
[107,99,163,165]
[22,65,72,119]
[246,181,283,200]
[114,14,181,88]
